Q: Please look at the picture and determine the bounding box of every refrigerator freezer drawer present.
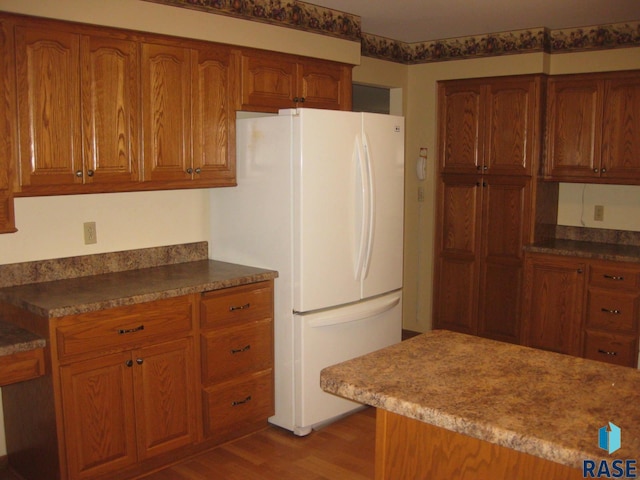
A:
[293,290,402,435]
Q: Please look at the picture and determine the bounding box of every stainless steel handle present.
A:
[604,274,624,281]
[597,349,618,356]
[231,345,251,354]
[229,303,250,311]
[601,308,621,315]
[118,325,145,335]
[232,395,252,406]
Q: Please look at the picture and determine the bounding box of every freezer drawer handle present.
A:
[231,395,252,406]
[598,349,618,356]
[601,308,622,315]
[306,292,401,328]
[118,325,145,335]
[229,303,250,311]
[231,345,251,354]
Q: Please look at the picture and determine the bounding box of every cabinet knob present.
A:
[136,358,144,365]
[75,170,83,178]
[87,169,94,177]
[186,167,193,174]
[476,166,482,171]
[593,168,599,174]
[577,269,583,274]
[483,165,488,171]
[194,168,201,174]
[601,167,607,173]
[125,360,133,367]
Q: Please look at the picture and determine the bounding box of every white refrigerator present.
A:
[209,108,405,435]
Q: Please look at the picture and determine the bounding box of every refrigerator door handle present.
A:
[304,292,401,328]
[354,136,369,281]
[361,133,376,280]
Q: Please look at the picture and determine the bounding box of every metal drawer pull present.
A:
[118,325,145,335]
[232,395,252,406]
[601,308,622,315]
[231,345,251,354]
[603,274,624,281]
[229,303,250,311]
[598,349,618,356]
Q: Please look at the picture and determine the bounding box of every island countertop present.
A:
[320,330,640,469]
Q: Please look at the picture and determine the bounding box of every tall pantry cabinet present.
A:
[433,75,550,344]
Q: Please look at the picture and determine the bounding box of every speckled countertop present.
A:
[0,321,46,356]
[0,260,277,318]
[320,330,640,469]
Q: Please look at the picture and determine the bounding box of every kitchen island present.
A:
[320,330,640,480]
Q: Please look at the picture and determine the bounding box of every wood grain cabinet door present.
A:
[133,337,197,461]
[60,352,137,480]
[298,59,352,111]
[522,254,586,356]
[438,81,483,174]
[240,51,297,111]
[191,45,236,185]
[141,42,192,183]
[0,19,16,232]
[544,77,602,179]
[433,174,482,334]
[15,25,82,189]
[80,35,139,185]
[600,75,640,181]
[484,77,540,176]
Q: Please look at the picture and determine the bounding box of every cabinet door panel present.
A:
[142,43,191,182]
[60,352,136,480]
[15,25,82,188]
[438,82,483,174]
[545,78,602,179]
[241,52,296,111]
[485,78,538,175]
[192,46,235,184]
[0,19,16,232]
[299,60,351,110]
[601,77,640,180]
[81,35,139,185]
[523,256,585,356]
[134,338,196,460]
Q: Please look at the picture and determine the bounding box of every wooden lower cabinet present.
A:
[522,253,640,367]
[2,281,275,480]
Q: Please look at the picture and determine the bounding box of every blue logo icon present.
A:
[599,422,622,454]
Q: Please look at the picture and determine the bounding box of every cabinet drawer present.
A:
[583,330,638,367]
[586,289,639,333]
[201,318,273,384]
[55,295,193,360]
[202,369,274,442]
[589,263,640,290]
[201,281,273,328]
[0,348,45,386]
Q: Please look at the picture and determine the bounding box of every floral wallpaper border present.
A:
[142,0,640,64]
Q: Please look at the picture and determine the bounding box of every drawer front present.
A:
[201,318,273,384]
[56,295,194,360]
[583,330,638,367]
[586,289,639,333]
[0,348,45,386]
[201,281,273,328]
[203,369,274,442]
[589,263,640,291]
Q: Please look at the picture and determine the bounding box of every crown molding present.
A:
[142,0,640,64]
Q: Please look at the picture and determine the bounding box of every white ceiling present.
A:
[309,0,640,43]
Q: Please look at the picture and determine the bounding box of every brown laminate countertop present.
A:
[0,260,278,318]
[0,321,46,356]
[320,330,640,469]
[525,238,640,263]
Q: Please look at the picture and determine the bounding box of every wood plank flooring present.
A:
[137,407,375,480]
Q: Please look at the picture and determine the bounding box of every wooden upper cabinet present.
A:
[439,76,541,176]
[141,42,192,183]
[0,19,16,233]
[544,70,640,184]
[15,24,82,190]
[240,49,352,112]
[81,35,139,185]
[191,45,237,186]
[438,81,483,174]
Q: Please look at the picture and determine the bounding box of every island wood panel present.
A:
[375,409,584,480]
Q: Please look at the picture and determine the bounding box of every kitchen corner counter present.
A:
[0,260,278,318]
[0,321,46,356]
[320,330,640,470]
